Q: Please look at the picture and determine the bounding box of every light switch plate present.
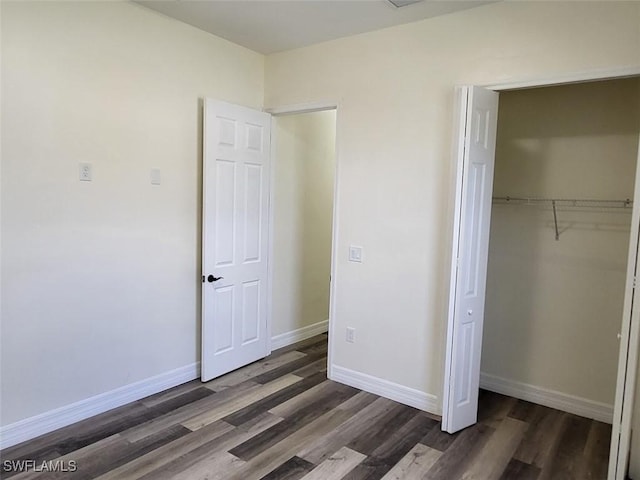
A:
[151,168,161,185]
[349,245,363,263]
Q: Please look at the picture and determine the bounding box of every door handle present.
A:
[207,275,223,283]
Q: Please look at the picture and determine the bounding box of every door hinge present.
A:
[202,275,205,283]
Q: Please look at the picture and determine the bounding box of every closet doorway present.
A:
[268,107,338,368]
[443,74,640,479]
[485,78,639,477]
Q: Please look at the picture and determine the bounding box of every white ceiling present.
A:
[136,0,495,54]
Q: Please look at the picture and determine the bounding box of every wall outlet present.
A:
[79,163,92,182]
[346,327,355,343]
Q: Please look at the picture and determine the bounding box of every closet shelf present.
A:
[492,196,633,209]
[492,196,633,241]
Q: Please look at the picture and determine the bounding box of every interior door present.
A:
[201,99,271,382]
[442,86,499,433]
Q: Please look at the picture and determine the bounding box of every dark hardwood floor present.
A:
[0,334,611,479]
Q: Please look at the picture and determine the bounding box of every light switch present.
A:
[150,168,161,185]
[349,245,363,263]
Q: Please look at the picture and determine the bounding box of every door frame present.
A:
[264,101,341,379]
[443,66,640,479]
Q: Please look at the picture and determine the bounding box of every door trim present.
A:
[484,66,640,92]
[445,66,640,479]
[265,101,340,379]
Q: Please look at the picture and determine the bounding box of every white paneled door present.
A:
[201,99,271,382]
[443,86,499,433]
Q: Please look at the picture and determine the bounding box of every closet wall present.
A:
[272,110,336,337]
[481,78,640,409]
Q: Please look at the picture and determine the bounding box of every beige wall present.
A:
[482,79,640,406]
[0,1,263,425]
[265,1,640,406]
[272,111,336,337]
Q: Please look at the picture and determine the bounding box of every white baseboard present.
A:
[271,319,329,350]
[480,372,613,424]
[0,362,200,450]
[330,365,440,415]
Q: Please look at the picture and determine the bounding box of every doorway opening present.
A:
[485,77,639,477]
[443,74,640,479]
[269,108,338,371]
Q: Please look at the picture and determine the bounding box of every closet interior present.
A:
[480,77,640,437]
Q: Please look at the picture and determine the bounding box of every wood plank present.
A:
[121,380,260,442]
[297,397,398,465]
[296,341,328,357]
[334,391,379,414]
[508,400,539,422]
[270,335,328,357]
[203,351,307,391]
[575,420,611,480]
[223,372,328,426]
[230,382,359,461]
[498,459,540,480]
[260,456,315,480]
[513,407,566,469]
[268,380,335,417]
[340,457,391,480]
[380,443,442,480]
[371,412,439,466]
[181,374,302,431]
[299,447,366,480]
[229,407,354,480]
[253,353,326,385]
[420,425,460,452]
[95,421,235,480]
[478,390,518,429]
[461,417,528,480]
[290,358,328,378]
[346,403,417,456]
[540,414,591,480]
[422,423,494,480]
[138,413,283,480]
[169,451,245,480]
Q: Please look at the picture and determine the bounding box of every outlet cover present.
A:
[346,327,355,343]
[79,163,92,182]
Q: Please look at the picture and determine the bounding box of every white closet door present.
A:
[609,134,640,480]
[442,86,499,434]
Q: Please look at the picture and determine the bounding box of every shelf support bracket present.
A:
[552,200,559,241]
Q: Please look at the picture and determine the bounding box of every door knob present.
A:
[207,275,223,283]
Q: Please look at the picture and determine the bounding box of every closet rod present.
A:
[492,196,633,209]
[492,196,633,241]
